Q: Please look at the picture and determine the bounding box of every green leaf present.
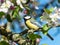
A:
[6,14,12,22]
[43,24,49,31]
[25,6,31,10]
[42,24,50,35]
[44,9,52,14]
[0,41,9,45]
[42,44,48,45]
[15,6,20,12]
[58,0,60,3]
[49,7,54,12]
[28,33,42,41]
[15,6,23,12]
[40,12,51,22]
[17,14,21,20]
[12,12,18,18]
[12,6,22,19]
[12,11,21,20]
[0,12,5,18]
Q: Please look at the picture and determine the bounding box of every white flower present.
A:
[49,14,58,22]
[12,34,20,41]
[1,0,14,8]
[21,0,27,4]
[18,39,26,44]
[35,6,39,9]
[16,0,20,5]
[0,8,8,13]
[31,0,35,1]
[16,0,24,9]
[49,8,60,25]
[28,29,34,33]
[0,38,4,41]
[58,8,60,11]
[0,0,14,13]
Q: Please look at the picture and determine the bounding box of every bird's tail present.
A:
[39,28,54,40]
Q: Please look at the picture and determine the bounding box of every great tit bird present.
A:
[24,15,54,40]
[24,15,40,31]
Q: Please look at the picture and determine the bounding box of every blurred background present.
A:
[0,0,60,45]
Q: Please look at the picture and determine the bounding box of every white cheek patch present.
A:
[24,16,31,19]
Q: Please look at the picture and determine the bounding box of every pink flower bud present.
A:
[23,10,28,14]
[1,0,4,3]
[36,38,40,43]
[10,6,15,10]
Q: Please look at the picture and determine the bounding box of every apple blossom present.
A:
[35,6,39,9]
[21,0,27,4]
[12,34,20,41]
[0,0,4,3]
[1,0,14,8]
[16,0,24,9]
[0,8,8,13]
[10,6,15,10]
[0,0,14,13]
[49,8,60,26]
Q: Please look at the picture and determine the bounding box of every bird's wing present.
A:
[30,19,42,27]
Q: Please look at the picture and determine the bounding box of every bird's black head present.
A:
[24,15,31,21]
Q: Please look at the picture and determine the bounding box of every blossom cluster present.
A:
[40,7,60,26]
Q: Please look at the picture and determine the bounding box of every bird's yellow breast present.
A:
[26,20,39,30]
